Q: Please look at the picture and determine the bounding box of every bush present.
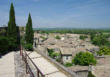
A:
[92,36,101,46]
[0,36,9,54]
[97,46,110,56]
[48,48,60,58]
[56,58,61,62]
[88,71,95,77]
[55,35,61,39]
[51,52,60,58]
[24,43,33,51]
[47,48,61,62]
[48,49,54,57]
[8,37,18,50]
[74,52,97,66]
[64,62,73,67]
[80,35,88,40]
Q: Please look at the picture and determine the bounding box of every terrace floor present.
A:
[0,52,15,77]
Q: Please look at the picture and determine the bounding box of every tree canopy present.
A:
[0,36,9,54]
[25,13,34,51]
[74,52,97,66]
[7,3,18,50]
[97,46,110,56]
[90,33,109,46]
[25,13,34,44]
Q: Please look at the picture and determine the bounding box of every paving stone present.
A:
[0,52,15,77]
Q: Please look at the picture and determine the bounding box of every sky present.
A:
[0,0,110,29]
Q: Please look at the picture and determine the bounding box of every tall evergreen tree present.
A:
[7,3,18,49]
[25,13,34,45]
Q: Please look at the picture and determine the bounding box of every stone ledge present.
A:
[34,49,78,77]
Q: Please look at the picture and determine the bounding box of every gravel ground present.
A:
[14,51,27,77]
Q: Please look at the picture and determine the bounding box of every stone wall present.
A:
[76,71,88,77]
[35,48,78,77]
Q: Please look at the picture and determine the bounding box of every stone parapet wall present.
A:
[34,48,78,77]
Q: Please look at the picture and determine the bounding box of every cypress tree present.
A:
[25,13,34,45]
[7,3,18,50]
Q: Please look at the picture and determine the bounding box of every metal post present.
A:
[26,63,28,74]
[25,52,28,74]
[20,45,23,56]
[20,45,21,56]
[37,70,39,77]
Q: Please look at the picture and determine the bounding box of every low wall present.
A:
[34,48,78,77]
[76,71,88,77]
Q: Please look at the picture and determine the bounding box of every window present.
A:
[66,56,68,60]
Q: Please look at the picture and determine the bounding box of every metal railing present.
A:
[20,46,45,77]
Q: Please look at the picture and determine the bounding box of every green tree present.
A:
[25,13,34,50]
[47,49,54,57]
[0,36,9,54]
[7,3,18,50]
[80,35,88,40]
[24,43,33,51]
[88,71,95,77]
[55,35,61,39]
[97,46,110,55]
[91,33,108,46]
[92,36,101,46]
[74,52,97,66]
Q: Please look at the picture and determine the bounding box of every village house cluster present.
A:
[33,32,101,77]
[33,32,110,77]
[34,32,99,64]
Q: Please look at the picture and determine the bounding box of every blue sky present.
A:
[0,0,110,28]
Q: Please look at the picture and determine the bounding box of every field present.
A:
[34,28,110,34]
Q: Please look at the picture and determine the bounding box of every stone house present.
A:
[60,48,73,64]
[68,66,89,77]
[46,45,61,53]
